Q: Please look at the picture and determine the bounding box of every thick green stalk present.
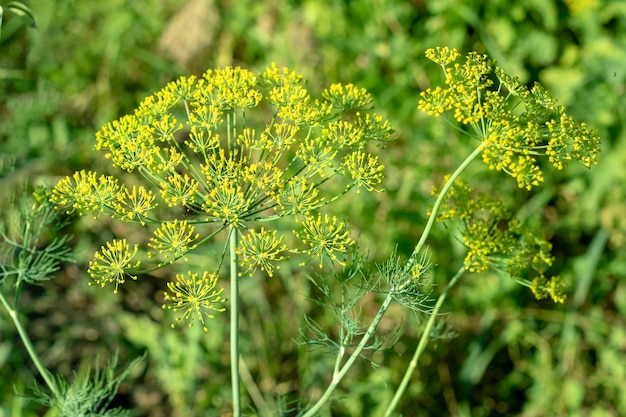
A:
[229,226,241,416]
[0,291,60,399]
[382,266,466,417]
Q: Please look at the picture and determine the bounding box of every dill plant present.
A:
[50,64,392,415]
[0,187,142,417]
[44,47,601,416]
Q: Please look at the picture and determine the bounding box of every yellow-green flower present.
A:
[530,274,565,304]
[209,67,263,109]
[419,47,601,191]
[341,151,385,193]
[112,185,157,225]
[51,63,391,297]
[159,173,200,208]
[163,271,226,332]
[322,83,373,111]
[236,228,288,277]
[295,213,355,267]
[424,46,460,66]
[277,176,324,218]
[88,239,140,294]
[432,177,565,302]
[148,220,199,264]
[50,170,121,216]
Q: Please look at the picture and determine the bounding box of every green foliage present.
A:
[0,186,72,286]
[1,0,624,416]
[0,1,36,40]
[30,353,144,417]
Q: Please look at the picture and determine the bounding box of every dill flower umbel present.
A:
[295,214,355,267]
[163,271,226,332]
[88,239,140,294]
[432,177,565,303]
[236,227,287,277]
[418,47,601,190]
[148,220,199,265]
[51,63,392,320]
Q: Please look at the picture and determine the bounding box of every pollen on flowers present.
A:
[88,239,140,294]
[163,271,226,332]
[236,227,288,277]
[419,47,600,191]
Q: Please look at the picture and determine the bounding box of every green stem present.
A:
[382,266,466,417]
[0,291,60,399]
[301,142,486,416]
[405,142,486,273]
[380,142,485,416]
[300,294,395,417]
[229,226,241,416]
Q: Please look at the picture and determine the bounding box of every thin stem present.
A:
[382,265,466,417]
[405,142,486,273]
[300,294,395,417]
[0,291,60,399]
[229,225,241,416]
[301,142,486,416]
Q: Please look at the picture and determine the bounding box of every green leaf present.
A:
[6,1,37,28]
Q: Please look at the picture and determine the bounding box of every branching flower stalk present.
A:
[379,47,600,415]
[51,65,392,415]
[303,47,599,415]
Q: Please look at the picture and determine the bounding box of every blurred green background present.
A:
[1,0,625,416]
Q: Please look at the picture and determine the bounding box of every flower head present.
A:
[322,83,373,112]
[295,213,355,267]
[50,170,121,217]
[148,220,199,265]
[419,47,601,190]
[236,228,288,277]
[88,239,140,293]
[341,150,385,193]
[432,177,564,302]
[53,64,391,298]
[163,271,226,331]
[112,185,157,225]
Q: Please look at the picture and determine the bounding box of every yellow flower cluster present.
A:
[419,47,600,190]
[432,178,565,303]
[88,239,140,294]
[295,214,355,267]
[51,64,392,326]
[148,220,199,265]
[236,228,287,277]
[162,271,226,332]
